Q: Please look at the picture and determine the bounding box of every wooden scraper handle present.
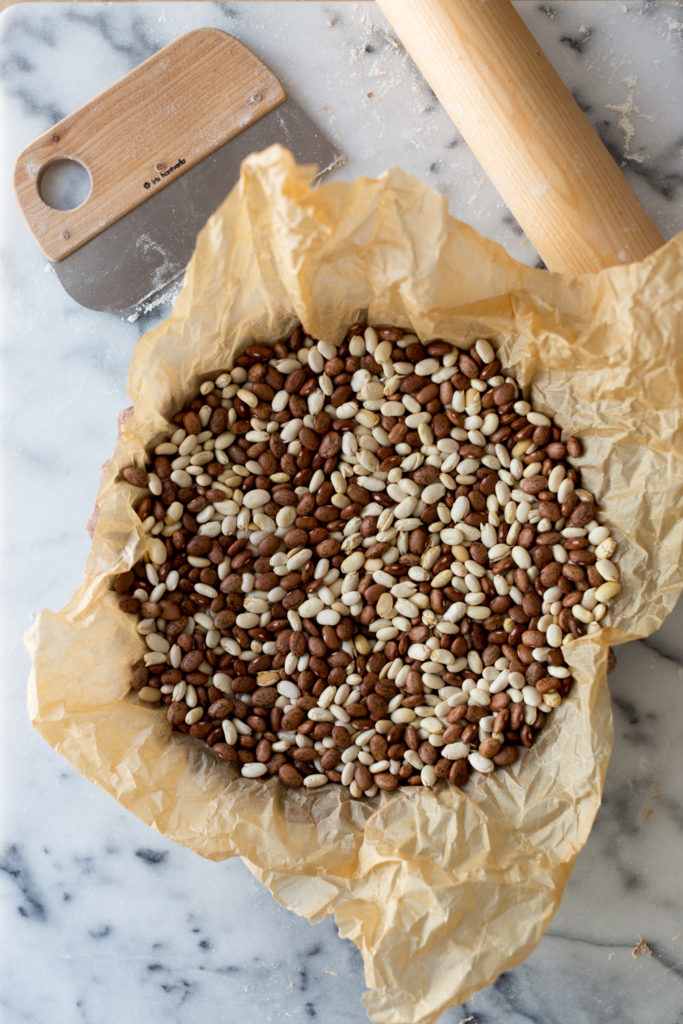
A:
[13,29,285,262]
[376,0,664,273]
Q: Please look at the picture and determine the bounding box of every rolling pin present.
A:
[375,0,664,273]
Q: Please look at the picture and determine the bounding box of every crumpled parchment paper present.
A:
[26,146,683,1024]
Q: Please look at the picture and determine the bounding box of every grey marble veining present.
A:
[1,4,682,1024]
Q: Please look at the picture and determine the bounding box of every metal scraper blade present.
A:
[53,99,343,317]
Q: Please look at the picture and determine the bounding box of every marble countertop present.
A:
[1,4,682,1023]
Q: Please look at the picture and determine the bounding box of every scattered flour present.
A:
[126,275,183,322]
[605,74,653,165]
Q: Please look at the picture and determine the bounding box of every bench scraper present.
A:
[13,28,343,317]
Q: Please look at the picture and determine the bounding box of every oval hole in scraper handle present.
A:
[12,29,286,263]
[375,0,664,273]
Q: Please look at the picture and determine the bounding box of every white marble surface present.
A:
[1,4,682,1023]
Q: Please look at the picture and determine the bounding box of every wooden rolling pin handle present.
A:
[376,0,664,274]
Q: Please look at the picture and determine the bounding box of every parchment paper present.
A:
[26,146,683,1024]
